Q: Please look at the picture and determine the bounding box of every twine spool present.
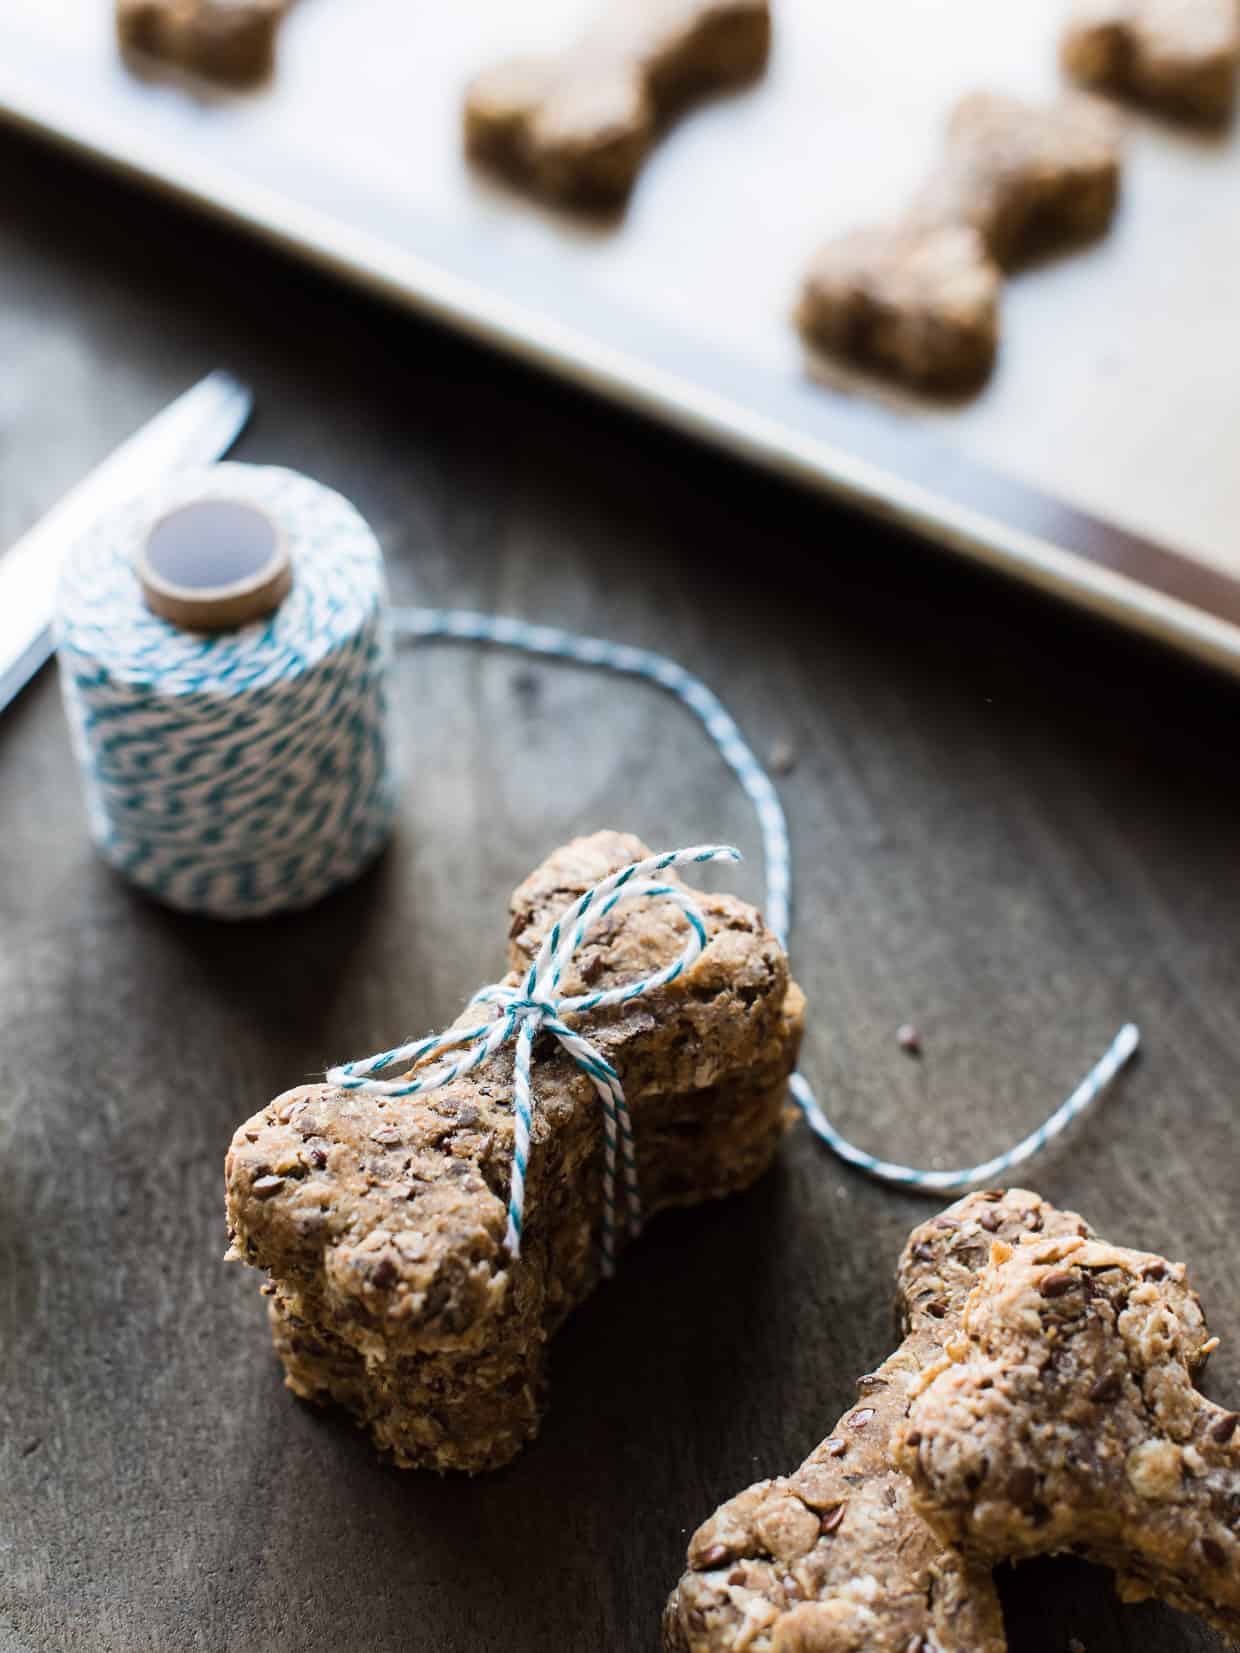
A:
[55,462,396,918]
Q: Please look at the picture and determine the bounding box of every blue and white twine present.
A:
[56,465,397,918]
[328,844,736,1274]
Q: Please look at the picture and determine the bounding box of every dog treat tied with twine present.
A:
[226,831,804,1472]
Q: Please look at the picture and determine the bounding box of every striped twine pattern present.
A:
[328,845,736,1274]
[393,605,1139,1197]
[55,465,397,918]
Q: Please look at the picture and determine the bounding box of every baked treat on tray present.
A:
[896,1223,1240,1641]
[1062,0,1240,123]
[116,0,291,84]
[797,222,1001,398]
[911,92,1122,267]
[797,93,1122,394]
[663,1188,1094,1652]
[226,831,804,1472]
[463,0,771,206]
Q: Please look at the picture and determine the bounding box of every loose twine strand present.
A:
[333,604,1139,1266]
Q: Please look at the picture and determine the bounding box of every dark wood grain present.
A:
[1,127,1238,1653]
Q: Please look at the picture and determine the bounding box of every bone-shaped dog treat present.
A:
[662,1188,1095,1652]
[796,222,1002,398]
[797,93,1122,393]
[896,1228,1240,1640]
[1062,0,1240,123]
[226,831,803,1472]
[116,0,290,84]
[463,0,770,205]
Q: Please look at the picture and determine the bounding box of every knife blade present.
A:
[0,369,253,715]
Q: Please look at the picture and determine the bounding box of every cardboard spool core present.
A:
[136,498,291,631]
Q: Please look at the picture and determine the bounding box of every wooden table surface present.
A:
[2,127,1238,1653]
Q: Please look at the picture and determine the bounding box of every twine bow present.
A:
[327,844,739,1275]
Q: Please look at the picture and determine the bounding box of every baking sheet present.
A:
[2,0,1239,671]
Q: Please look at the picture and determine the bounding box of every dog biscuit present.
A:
[463,0,771,205]
[1063,0,1240,123]
[116,0,290,83]
[898,1227,1240,1640]
[798,93,1122,393]
[226,831,803,1472]
[662,1188,1094,1651]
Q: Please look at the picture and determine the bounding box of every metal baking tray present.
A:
[2,0,1238,674]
